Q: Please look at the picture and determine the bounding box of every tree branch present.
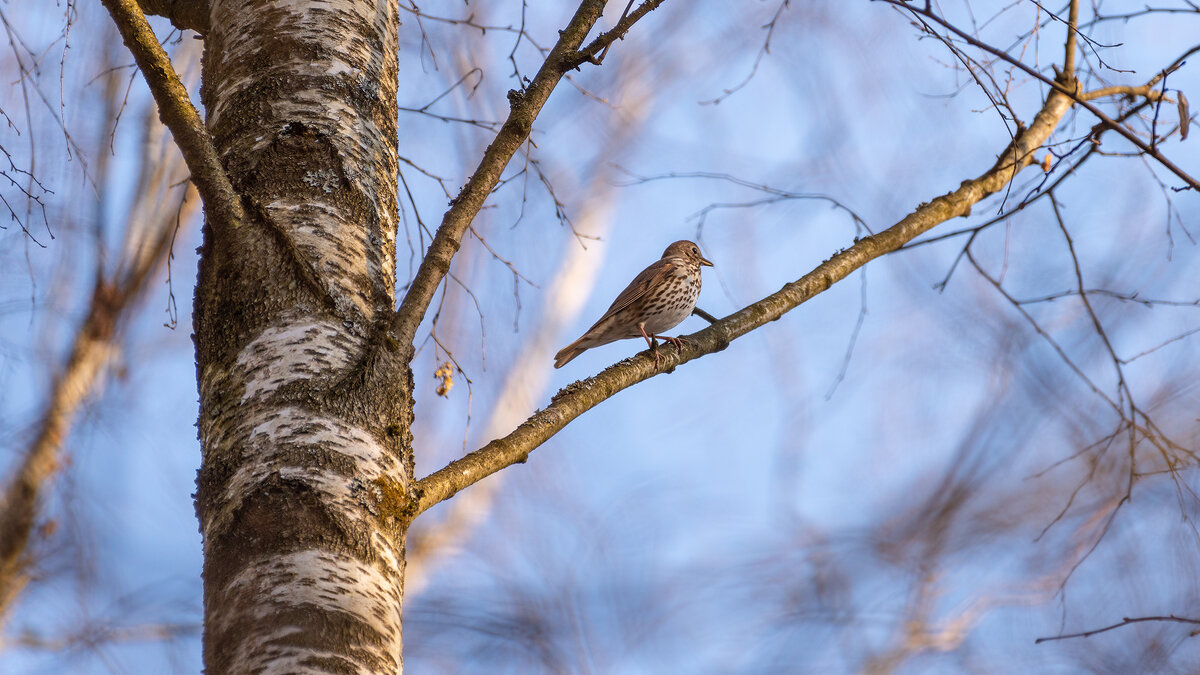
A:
[1062,0,1079,77]
[391,0,667,345]
[1035,615,1200,643]
[409,86,1076,519]
[136,0,210,34]
[0,178,197,623]
[100,0,244,231]
[1079,84,1171,102]
[565,0,668,68]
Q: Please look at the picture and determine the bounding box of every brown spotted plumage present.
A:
[554,240,714,368]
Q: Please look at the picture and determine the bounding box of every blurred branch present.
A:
[1036,615,1200,643]
[0,232,179,623]
[410,82,1077,518]
[1079,83,1173,102]
[0,72,199,624]
[100,0,244,232]
[11,620,200,652]
[1062,0,1079,77]
[392,0,668,346]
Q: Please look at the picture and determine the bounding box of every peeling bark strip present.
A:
[411,89,1078,516]
[195,0,409,671]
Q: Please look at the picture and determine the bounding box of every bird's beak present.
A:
[700,255,714,267]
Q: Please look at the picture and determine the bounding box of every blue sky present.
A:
[2,1,1200,673]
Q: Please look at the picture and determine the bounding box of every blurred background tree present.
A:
[0,1,1197,672]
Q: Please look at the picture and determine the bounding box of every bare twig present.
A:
[567,0,669,68]
[701,0,789,105]
[1036,615,1200,643]
[615,168,871,233]
[825,268,868,400]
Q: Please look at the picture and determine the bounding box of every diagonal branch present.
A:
[409,86,1077,519]
[391,0,668,346]
[405,70,650,594]
[0,184,198,625]
[100,0,244,231]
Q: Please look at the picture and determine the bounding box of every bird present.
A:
[554,240,714,368]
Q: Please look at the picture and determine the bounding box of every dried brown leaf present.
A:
[1179,91,1190,141]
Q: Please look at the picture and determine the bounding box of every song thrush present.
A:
[554,240,714,368]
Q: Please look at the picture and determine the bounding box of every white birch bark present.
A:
[195,0,410,672]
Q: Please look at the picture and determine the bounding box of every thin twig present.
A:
[1036,615,1200,643]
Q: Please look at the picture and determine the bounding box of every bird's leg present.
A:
[638,324,666,366]
[638,323,657,349]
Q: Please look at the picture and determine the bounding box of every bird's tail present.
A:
[553,339,588,369]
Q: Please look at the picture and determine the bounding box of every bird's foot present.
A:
[654,334,691,352]
[644,339,666,367]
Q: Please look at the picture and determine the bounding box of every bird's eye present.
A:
[691,247,698,254]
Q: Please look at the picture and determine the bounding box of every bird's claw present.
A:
[645,335,690,368]
[656,335,690,351]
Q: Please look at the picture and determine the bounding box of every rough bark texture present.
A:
[194,0,410,672]
[137,0,210,33]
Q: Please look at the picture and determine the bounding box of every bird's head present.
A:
[663,240,714,267]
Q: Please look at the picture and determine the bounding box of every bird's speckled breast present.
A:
[641,265,702,334]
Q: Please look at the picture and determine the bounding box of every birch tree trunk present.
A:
[193,0,411,671]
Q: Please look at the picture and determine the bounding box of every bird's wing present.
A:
[584,258,673,331]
